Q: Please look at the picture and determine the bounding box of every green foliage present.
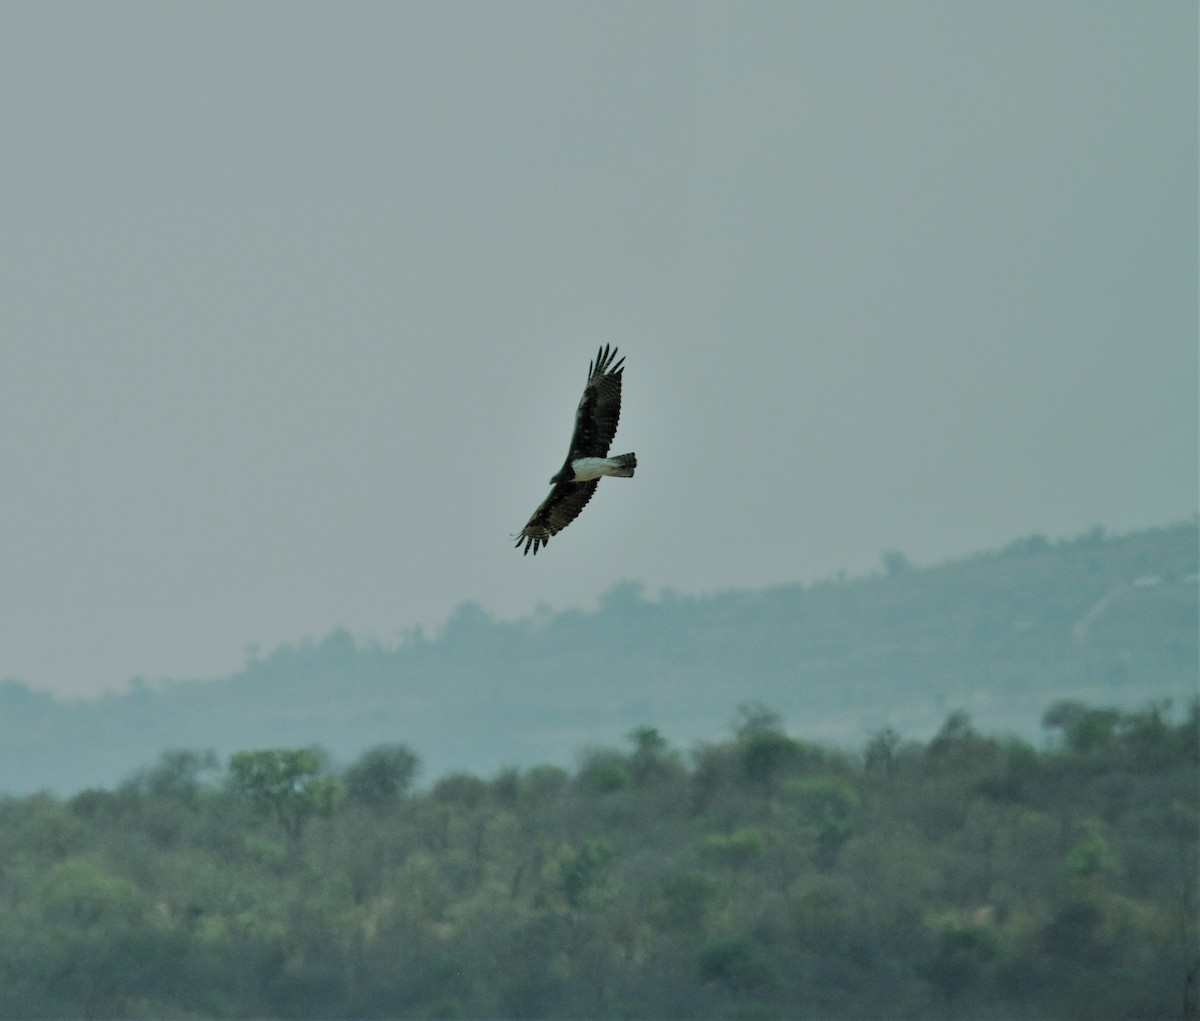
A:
[1065,822,1119,880]
[698,935,777,993]
[431,771,488,807]
[928,709,983,758]
[1044,700,1123,755]
[0,699,1194,1019]
[732,703,821,794]
[698,827,766,867]
[626,725,682,786]
[544,838,616,910]
[242,833,288,867]
[227,747,343,838]
[576,751,633,794]
[739,729,802,786]
[785,776,861,817]
[814,808,854,869]
[920,921,1001,1005]
[343,743,419,808]
[863,726,906,776]
[656,870,718,930]
[38,858,147,925]
[135,748,220,802]
[521,763,569,803]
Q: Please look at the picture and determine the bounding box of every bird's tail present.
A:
[610,452,637,477]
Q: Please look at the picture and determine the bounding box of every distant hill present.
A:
[2,521,1195,796]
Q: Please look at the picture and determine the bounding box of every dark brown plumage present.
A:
[515,345,636,555]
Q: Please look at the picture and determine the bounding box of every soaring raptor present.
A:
[515,345,637,555]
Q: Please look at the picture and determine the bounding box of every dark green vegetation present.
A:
[1,700,1196,1019]
[1,522,1196,795]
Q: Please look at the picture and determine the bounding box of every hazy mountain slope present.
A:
[1,522,1195,795]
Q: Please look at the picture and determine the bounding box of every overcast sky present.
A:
[2,2,1195,699]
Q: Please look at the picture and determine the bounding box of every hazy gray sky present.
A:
[2,2,1195,698]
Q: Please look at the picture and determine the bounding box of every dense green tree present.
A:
[575,750,633,795]
[227,747,343,839]
[626,726,682,787]
[343,744,420,808]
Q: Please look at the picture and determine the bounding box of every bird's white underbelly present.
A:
[570,457,619,481]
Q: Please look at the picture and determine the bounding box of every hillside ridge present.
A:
[2,520,1195,795]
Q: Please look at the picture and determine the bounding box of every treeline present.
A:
[1,699,1196,1019]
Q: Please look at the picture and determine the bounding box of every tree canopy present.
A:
[0,698,1195,1019]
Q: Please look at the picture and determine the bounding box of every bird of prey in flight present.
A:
[514,345,636,555]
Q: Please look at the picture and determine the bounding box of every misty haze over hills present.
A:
[2,521,1195,797]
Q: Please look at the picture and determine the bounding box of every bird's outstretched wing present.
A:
[515,480,599,555]
[566,344,624,458]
